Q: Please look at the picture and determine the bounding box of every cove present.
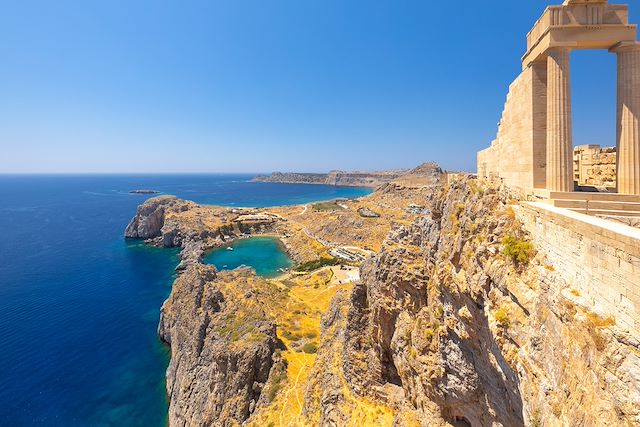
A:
[204,237,293,278]
[0,174,368,425]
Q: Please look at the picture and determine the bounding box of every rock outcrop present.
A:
[126,169,639,427]
[158,265,279,426]
[303,176,640,426]
[125,196,179,240]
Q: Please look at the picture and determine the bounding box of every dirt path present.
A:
[296,204,308,216]
[278,351,309,426]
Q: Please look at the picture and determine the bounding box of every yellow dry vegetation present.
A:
[249,268,352,426]
[271,187,427,253]
[166,204,228,230]
[298,290,397,426]
[334,369,396,427]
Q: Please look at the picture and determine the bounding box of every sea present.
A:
[0,174,371,426]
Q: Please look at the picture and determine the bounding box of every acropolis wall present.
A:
[517,202,640,334]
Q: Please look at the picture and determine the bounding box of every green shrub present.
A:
[424,328,434,340]
[294,257,339,272]
[530,411,541,427]
[313,201,345,211]
[502,235,534,266]
[281,330,301,341]
[265,360,288,402]
[302,343,318,354]
[494,304,511,328]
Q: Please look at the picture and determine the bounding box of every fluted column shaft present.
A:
[546,47,574,192]
[614,43,640,195]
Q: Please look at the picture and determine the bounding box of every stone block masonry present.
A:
[477,62,547,191]
[478,0,640,195]
[516,202,640,334]
[573,144,616,188]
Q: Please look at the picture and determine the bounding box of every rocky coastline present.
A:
[125,163,639,426]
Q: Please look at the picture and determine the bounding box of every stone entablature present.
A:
[524,0,636,68]
[478,0,640,196]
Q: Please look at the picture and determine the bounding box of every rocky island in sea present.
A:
[129,189,161,194]
[125,160,640,426]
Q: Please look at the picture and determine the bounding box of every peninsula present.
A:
[253,169,407,187]
[126,161,639,426]
[124,1,640,425]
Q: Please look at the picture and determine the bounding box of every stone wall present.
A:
[573,144,616,188]
[477,62,546,191]
[516,201,640,334]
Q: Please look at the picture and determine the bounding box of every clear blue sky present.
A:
[1,0,637,173]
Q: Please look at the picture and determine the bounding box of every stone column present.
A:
[613,42,640,195]
[546,47,574,192]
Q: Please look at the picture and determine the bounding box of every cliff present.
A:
[158,265,279,426]
[126,167,639,426]
[302,176,640,426]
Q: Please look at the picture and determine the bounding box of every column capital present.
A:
[546,45,573,53]
[544,46,573,62]
[609,41,640,53]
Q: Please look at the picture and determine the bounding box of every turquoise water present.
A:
[0,174,370,426]
[205,237,293,278]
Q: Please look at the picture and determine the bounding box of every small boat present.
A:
[226,247,234,251]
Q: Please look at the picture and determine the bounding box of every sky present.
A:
[0,0,637,174]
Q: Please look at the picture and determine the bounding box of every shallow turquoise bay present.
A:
[204,237,293,277]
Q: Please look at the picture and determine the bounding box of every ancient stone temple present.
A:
[478,0,640,195]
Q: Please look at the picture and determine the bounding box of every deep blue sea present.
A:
[0,175,371,426]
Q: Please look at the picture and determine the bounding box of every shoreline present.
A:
[192,189,374,210]
[123,164,443,425]
[251,179,379,189]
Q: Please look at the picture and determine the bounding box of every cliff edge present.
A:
[302,176,640,426]
[125,168,639,426]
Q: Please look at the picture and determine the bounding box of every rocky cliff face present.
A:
[303,176,640,426]
[127,174,639,426]
[324,171,405,187]
[158,265,279,426]
[124,196,289,270]
[125,196,180,240]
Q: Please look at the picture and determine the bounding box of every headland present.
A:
[126,158,640,426]
[252,169,408,187]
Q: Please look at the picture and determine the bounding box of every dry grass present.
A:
[249,269,354,425]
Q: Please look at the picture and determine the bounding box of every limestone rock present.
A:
[124,195,178,239]
[303,175,640,426]
[159,265,278,426]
